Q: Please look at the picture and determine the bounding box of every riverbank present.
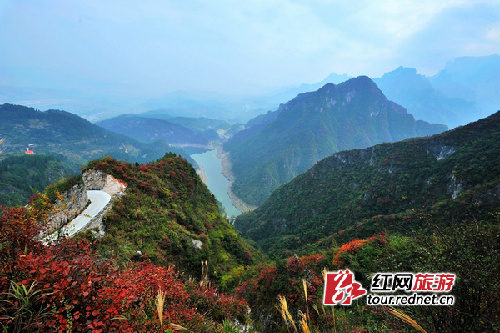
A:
[216,146,258,213]
[195,163,208,184]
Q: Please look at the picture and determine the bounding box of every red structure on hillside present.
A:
[25,148,34,155]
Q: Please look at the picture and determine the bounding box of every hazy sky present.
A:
[1,0,499,97]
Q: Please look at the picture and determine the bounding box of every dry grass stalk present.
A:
[312,304,321,316]
[302,278,310,327]
[389,307,427,333]
[200,260,209,288]
[170,323,190,331]
[299,311,310,333]
[332,306,337,333]
[277,295,298,333]
[155,288,166,327]
[302,279,308,301]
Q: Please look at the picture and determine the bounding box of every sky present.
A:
[0,0,499,98]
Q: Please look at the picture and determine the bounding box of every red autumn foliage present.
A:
[300,253,325,266]
[286,256,303,273]
[333,239,368,268]
[0,206,248,332]
[333,234,387,268]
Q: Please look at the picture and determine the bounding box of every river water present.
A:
[190,149,241,217]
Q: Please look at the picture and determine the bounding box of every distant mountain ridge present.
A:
[2,55,496,126]
[225,76,447,206]
[96,114,218,145]
[0,103,194,168]
[139,112,232,132]
[431,54,500,112]
[374,66,481,128]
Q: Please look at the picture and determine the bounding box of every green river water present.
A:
[190,149,241,217]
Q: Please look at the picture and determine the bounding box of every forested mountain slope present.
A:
[235,111,500,256]
[0,154,74,207]
[225,76,447,206]
[84,154,264,281]
[0,103,198,206]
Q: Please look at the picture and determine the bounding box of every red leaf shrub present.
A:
[0,206,248,332]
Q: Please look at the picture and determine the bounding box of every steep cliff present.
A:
[46,182,88,233]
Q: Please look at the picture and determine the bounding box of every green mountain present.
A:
[96,114,219,145]
[0,103,194,167]
[225,76,447,207]
[83,154,264,282]
[1,154,260,332]
[234,110,500,257]
[0,154,74,207]
[140,111,232,131]
[0,103,197,206]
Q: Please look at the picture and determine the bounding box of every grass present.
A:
[388,307,427,333]
[155,288,165,328]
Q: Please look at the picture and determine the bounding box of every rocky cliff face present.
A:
[83,169,127,195]
[83,169,108,190]
[47,183,88,233]
[47,169,126,236]
[81,169,127,235]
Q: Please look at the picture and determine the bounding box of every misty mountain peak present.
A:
[297,76,384,107]
[387,66,417,75]
[225,79,446,206]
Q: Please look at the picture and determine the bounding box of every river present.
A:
[190,149,241,217]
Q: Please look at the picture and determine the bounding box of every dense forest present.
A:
[232,112,500,332]
[0,154,76,207]
[235,111,500,256]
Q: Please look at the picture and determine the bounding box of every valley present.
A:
[1,54,500,332]
[3,0,500,330]
[190,148,241,217]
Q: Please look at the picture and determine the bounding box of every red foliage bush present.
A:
[332,233,387,268]
[333,239,368,268]
[0,206,248,332]
[286,256,303,273]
